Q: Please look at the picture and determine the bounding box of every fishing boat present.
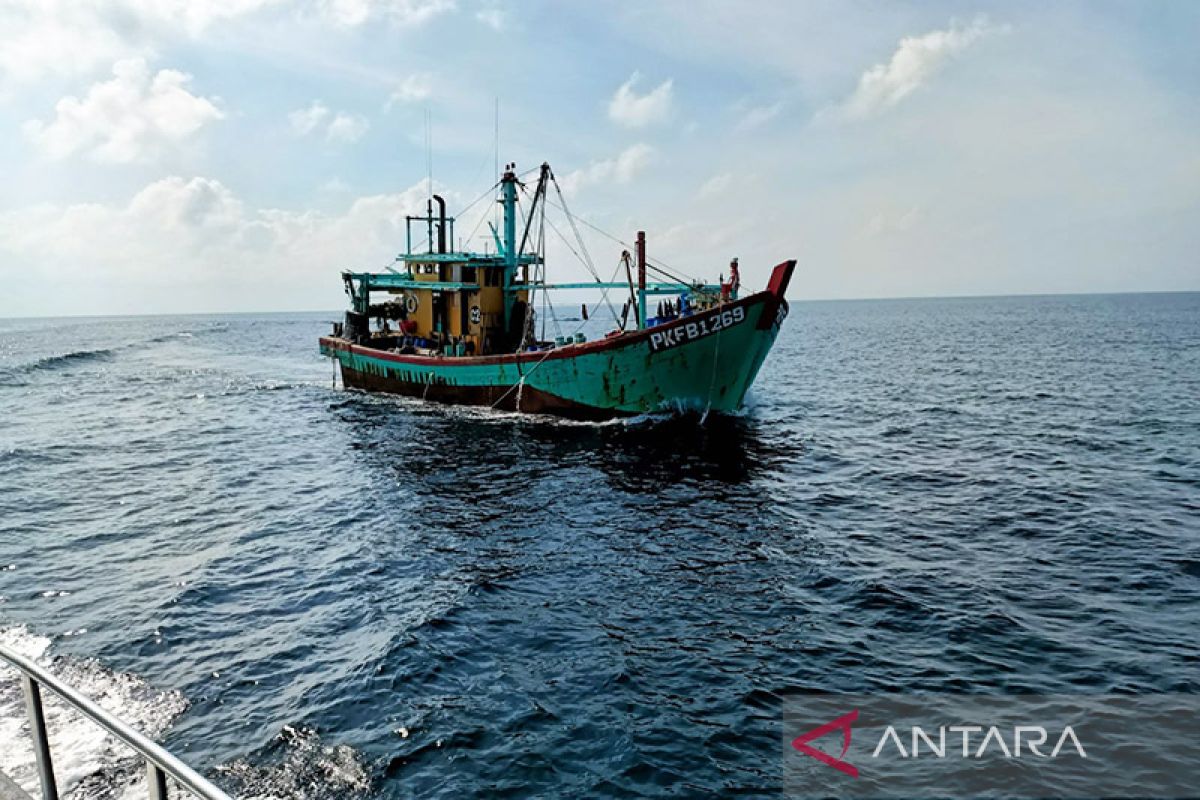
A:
[319,162,795,420]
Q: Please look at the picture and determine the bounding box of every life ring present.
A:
[404,293,419,314]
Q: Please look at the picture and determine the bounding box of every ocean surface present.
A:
[1,292,1198,798]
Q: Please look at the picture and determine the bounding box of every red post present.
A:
[636,231,646,329]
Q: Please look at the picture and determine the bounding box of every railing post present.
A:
[20,675,59,800]
[147,761,168,800]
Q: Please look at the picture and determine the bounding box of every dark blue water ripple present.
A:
[1,294,1198,798]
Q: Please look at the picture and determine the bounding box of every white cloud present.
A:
[289,101,330,134]
[559,143,655,194]
[0,3,127,82]
[475,6,505,30]
[0,177,246,271]
[0,0,282,82]
[839,16,1006,120]
[607,72,673,128]
[734,101,783,132]
[0,175,437,313]
[129,0,283,34]
[316,0,456,27]
[386,73,433,108]
[326,112,369,142]
[0,1,450,86]
[22,58,223,163]
[290,101,368,142]
[128,175,245,229]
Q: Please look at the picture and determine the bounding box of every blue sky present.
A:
[1,0,1197,316]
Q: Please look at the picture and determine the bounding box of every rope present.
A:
[489,259,624,412]
[489,345,558,410]
[539,194,706,288]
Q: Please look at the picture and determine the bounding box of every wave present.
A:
[216,725,370,800]
[5,347,117,378]
[2,329,206,381]
[0,624,187,799]
[144,331,199,344]
[0,625,374,799]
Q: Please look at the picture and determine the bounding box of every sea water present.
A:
[1,293,1197,797]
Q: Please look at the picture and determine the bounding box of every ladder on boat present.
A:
[0,643,232,800]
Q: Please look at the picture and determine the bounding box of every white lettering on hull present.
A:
[648,305,746,353]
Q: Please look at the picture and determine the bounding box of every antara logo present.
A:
[791,710,860,778]
[792,712,1088,778]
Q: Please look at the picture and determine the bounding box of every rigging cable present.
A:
[490,253,628,409]
[540,193,710,290]
[545,171,621,324]
[513,185,578,337]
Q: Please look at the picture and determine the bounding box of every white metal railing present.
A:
[0,644,232,800]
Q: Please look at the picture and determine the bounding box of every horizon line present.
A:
[1,287,1196,322]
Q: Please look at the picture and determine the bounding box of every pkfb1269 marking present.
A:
[649,306,745,353]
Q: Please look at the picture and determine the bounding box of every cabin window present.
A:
[462,267,476,283]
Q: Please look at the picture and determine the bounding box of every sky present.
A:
[0,0,1197,317]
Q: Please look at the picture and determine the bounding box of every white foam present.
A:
[217,725,370,800]
[0,624,186,799]
[1,625,374,799]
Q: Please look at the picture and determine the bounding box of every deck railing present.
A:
[0,644,232,800]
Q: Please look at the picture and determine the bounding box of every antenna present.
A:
[493,97,500,230]
[428,108,433,190]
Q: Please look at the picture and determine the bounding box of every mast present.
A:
[636,231,647,329]
[501,164,518,270]
[518,163,549,257]
[501,163,518,330]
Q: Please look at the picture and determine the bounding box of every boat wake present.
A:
[0,625,373,800]
[331,387,745,429]
[0,625,186,799]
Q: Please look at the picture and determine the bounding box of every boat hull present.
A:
[320,261,794,420]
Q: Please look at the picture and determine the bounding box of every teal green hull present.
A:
[320,279,790,420]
